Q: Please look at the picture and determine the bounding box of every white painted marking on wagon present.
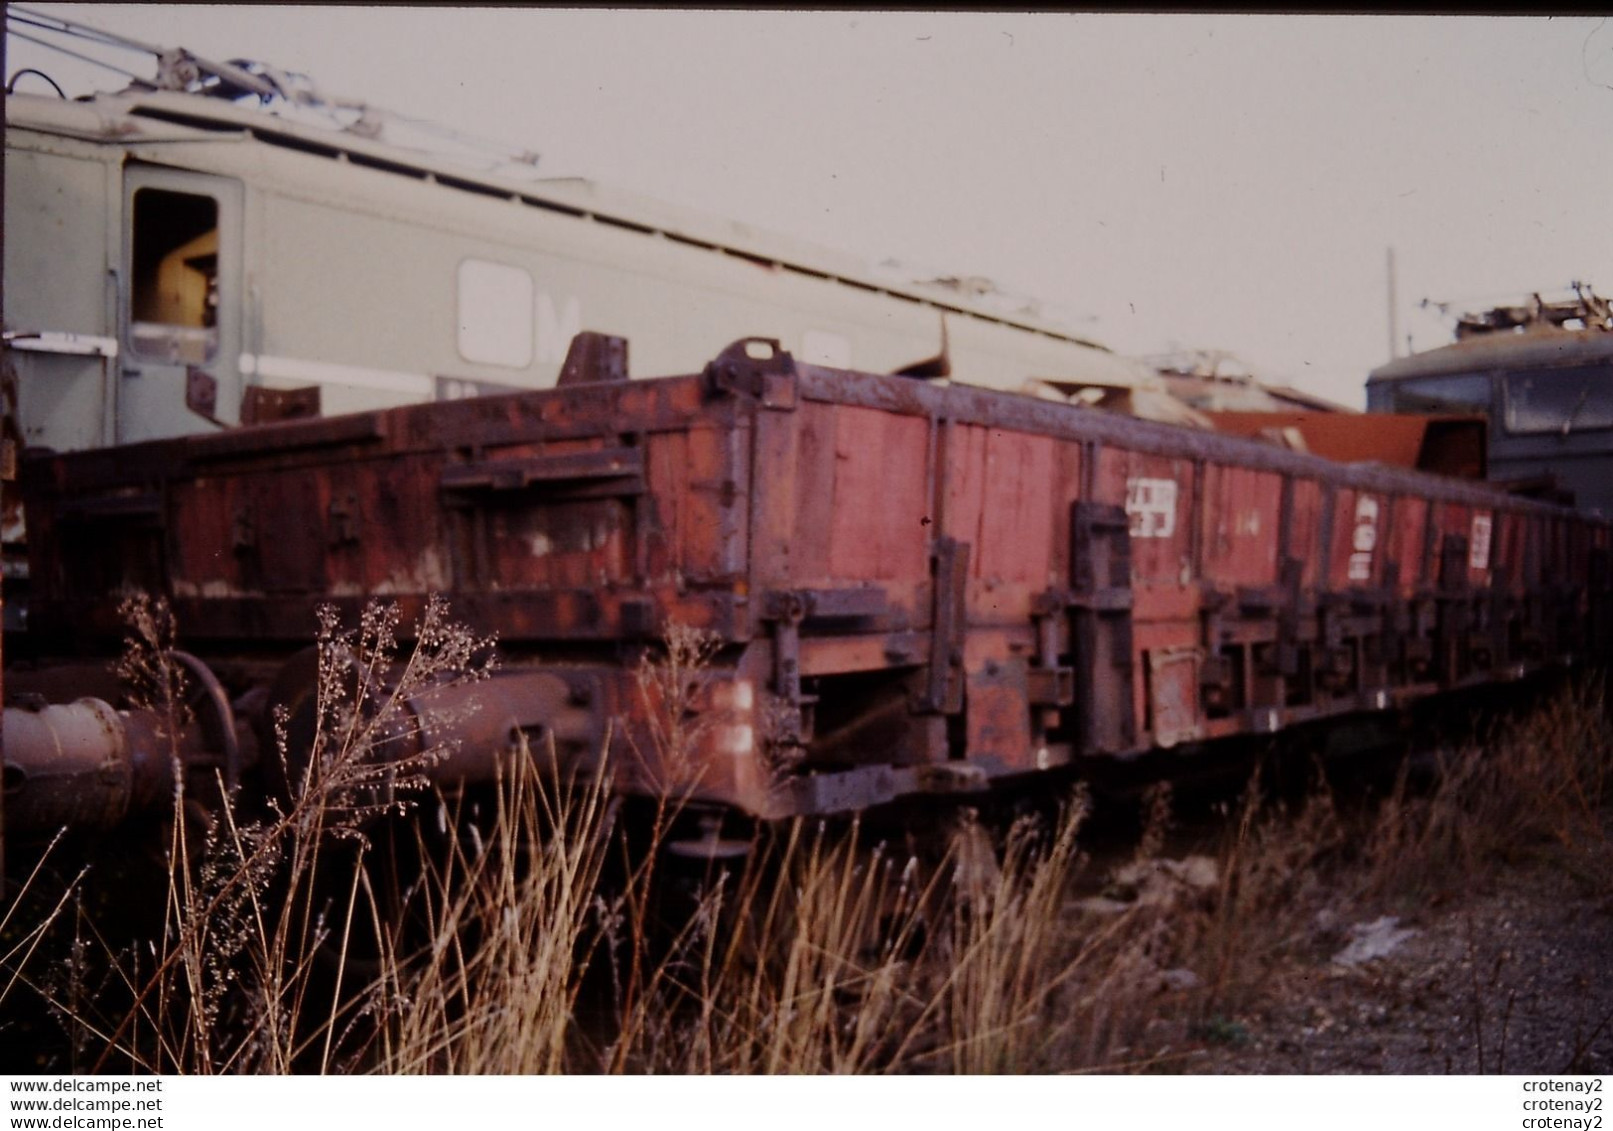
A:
[1469,512,1493,571]
[1125,476,1177,538]
[1349,495,1379,582]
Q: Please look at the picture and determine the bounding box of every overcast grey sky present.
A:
[9,7,1612,407]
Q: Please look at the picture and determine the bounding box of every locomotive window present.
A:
[1383,372,1492,418]
[129,188,220,364]
[1504,366,1613,435]
[457,259,534,369]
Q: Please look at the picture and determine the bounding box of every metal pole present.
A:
[1387,247,1399,362]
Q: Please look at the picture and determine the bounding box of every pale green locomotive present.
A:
[4,11,1171,459]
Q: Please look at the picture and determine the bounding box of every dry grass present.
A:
[5,595,499,1073]
[3,599,1609,1075]
[1365,682,1613,901]
[376,745,617,1073]
[1179,676,1613,1040]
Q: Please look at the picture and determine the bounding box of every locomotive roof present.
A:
[7,86,1133,366]
[1368,325,1613,385]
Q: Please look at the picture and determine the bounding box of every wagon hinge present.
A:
[1067,500,1137,754]
[759,590,818,745]
[915,537,969,715]
[1313,592,1358,694]
[1272,555,1307,679]
[1027,590,1074,708]
[702,338,799,409]
[328,491,361,547]
[1378,560,1408,672]
[1437,533,1471,598]
[1433,532,1471,684]
[1471,566,1512,672]
[230,505,256,554]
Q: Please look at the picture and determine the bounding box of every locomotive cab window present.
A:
[1379,372,1492,418]
[1503,366,1613,435]
[129,188,220,364]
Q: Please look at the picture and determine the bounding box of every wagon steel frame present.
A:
[14,336,1613,827]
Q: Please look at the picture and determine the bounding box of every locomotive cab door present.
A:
[118,167,244,444]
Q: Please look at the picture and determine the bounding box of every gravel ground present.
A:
[1158,832,1613,1074]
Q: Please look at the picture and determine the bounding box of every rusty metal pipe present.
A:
[2,699,182,835]
[265,652,610,805]
[387,669,601,784]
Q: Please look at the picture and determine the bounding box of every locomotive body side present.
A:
[4,90,1153,458]
[22,340,1612,821]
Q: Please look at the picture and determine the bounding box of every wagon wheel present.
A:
[258,647,492,998]
[170,650,241,792]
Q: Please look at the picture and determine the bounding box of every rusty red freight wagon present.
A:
[16,337,1613,825]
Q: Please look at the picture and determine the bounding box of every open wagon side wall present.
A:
[20,346,1613,819]
[778,364,1612,792]
[27,373,756,641]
